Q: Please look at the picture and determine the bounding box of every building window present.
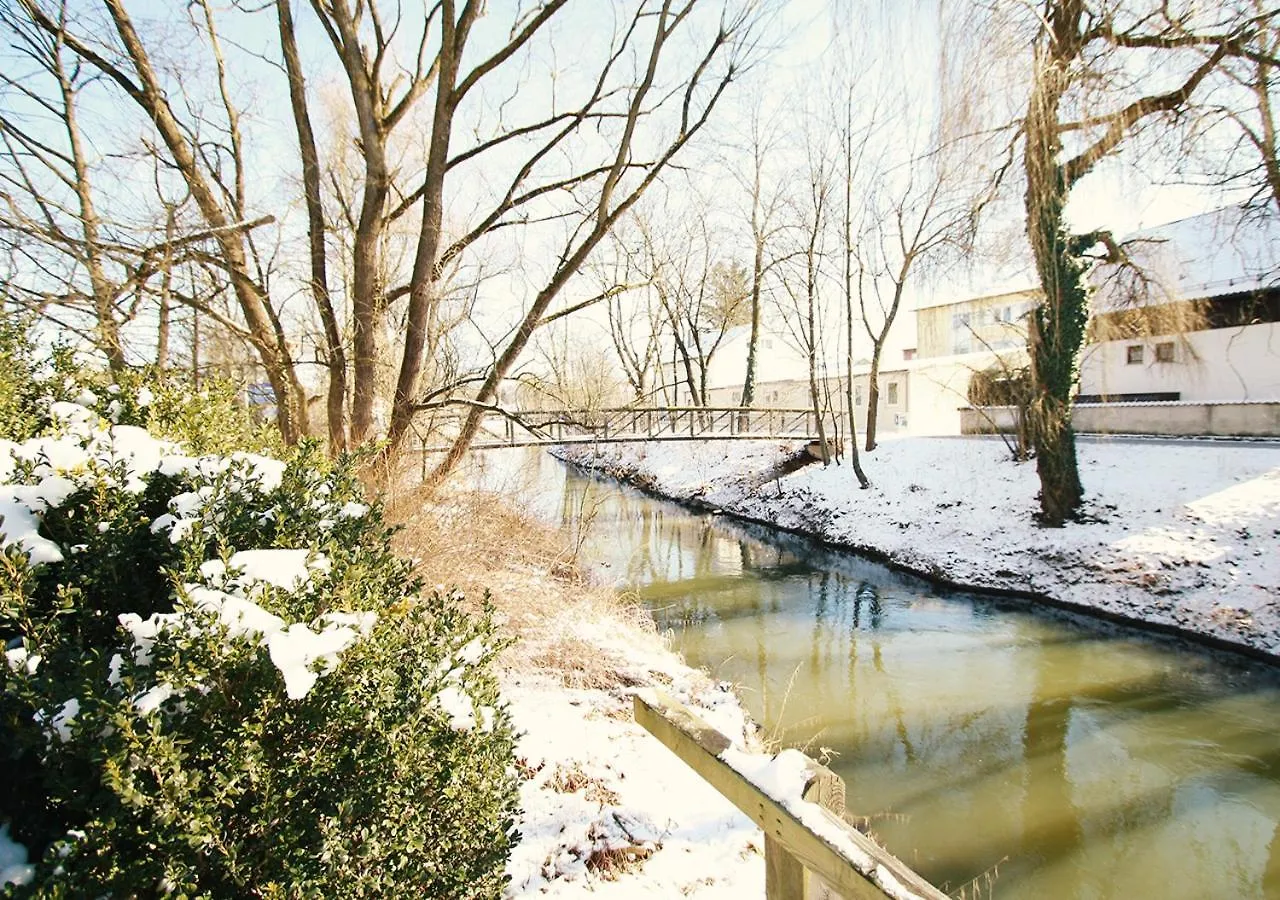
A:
[903,348,916,361]
[855,385,863,406]
[1126,345,1144,365]
[1155,341,1175,363]
[887,382,899,405]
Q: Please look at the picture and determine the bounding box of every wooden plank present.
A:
[633,690,948,900]
[767,834,806,899]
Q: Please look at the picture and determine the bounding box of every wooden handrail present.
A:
[633,689,948,900]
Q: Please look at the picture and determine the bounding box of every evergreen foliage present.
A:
[0,351,517,898]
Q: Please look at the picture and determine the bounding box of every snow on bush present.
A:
[0,358,517,897]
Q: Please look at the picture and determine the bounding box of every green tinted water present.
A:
[552,463,1280,899]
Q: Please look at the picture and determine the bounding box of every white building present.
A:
[699,314,919,438]
[697,205,1280,438]
[1078,204,1280,403]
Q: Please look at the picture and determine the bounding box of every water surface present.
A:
[481,451,1280,898]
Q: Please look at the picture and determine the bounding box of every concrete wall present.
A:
[903,351,1028,435]
[961,401,1280,438]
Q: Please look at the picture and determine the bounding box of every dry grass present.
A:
[383,472,658,688]
[584,843,654,880]
[548,761,622,806]
[528,635,634,690]
[947,856,1007,900]
[583,811,659,880]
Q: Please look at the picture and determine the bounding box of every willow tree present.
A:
[1017,0,1251,525]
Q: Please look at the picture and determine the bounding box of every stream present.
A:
[482,450,1280,899]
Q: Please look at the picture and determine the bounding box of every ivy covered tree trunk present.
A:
[1025,242,1088,525]
[1023,14,1086,527]
[1017,0,1235,525]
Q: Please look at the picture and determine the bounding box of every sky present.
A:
[0,0,1260,399]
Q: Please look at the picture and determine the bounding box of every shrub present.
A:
[0,373,517,898]
[966,365,1032,408]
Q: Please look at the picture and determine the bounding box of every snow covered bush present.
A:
[0,369,517,897]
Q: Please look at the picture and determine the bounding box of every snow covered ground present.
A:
[555,435,1280,659]
[501,610,766,897]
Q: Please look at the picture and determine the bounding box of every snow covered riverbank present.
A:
[554,436,1280,660]
[387,488,772,898]
[501,615,765,897]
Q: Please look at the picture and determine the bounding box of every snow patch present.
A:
[229,549,330,594]
[0,824,33,888]
[267,623,360,700]
[434,685,477,731]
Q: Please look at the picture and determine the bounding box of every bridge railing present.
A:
[425,406,822,449]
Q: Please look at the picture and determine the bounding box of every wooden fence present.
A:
[634,690,948,900]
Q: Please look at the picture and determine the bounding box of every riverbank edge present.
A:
[554,448,1280,670]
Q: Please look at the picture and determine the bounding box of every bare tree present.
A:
[731,101,791,419]
[594,226,663,402]
[835,78,873,488]
[853,139,992,451]
[773,135,835,465]
[277,0,347,452]
[20,0,313,442]
[527,322,626,411]
[14,0,759,478]
[0,1,194,371]
[634,206,749,406]
[1195,2,1280,214]
[422,3,759,485]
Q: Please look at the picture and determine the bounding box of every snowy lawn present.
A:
[556,436,1280,658]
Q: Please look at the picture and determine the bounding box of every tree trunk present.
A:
[805,236,829,465]
[278,0,347,453]
[55,40,124,372]
[155,205,176,369]
[739,227,765,426]
[96,0,308,443]
[807,365,830,465]
[864,352,881,452]
[383,3,478,462]
[329,8,393,447]
[1024,36,1086,526]
[840,84,870,489]
[843,378,869,486]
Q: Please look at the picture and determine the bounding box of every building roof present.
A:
[1092,204,1280,311]
[914,204,1280,315]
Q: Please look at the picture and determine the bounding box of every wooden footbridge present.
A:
[418,406,822,452]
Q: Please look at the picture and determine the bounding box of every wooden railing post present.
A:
[633,690,948,900]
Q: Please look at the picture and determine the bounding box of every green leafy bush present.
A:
[0,370,517,898]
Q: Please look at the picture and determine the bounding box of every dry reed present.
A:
[384,475,657,690]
